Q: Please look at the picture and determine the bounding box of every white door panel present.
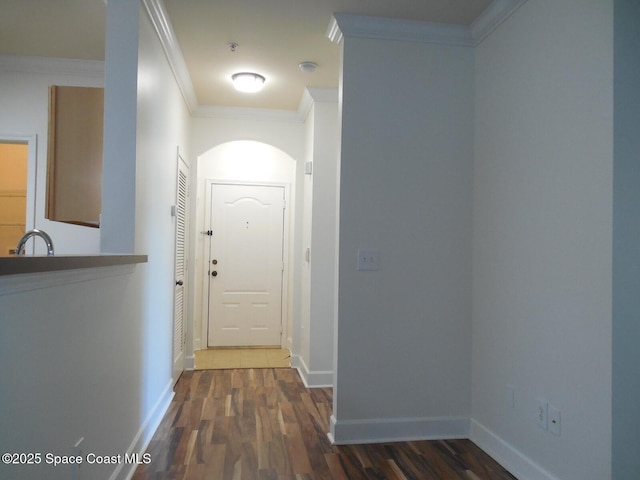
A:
[208,184,285,347]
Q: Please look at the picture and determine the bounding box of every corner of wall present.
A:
[291,353,334,388]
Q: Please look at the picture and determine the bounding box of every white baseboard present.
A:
[470,419,558,480]
[329,414,470,445]
[185,354,195,370]
[110,379,175,480]
[291,354,333,388]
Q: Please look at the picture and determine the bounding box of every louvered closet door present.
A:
[173,155,189,384]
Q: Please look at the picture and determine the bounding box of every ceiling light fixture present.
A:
[231,72,265,93]
[298,61,317,73]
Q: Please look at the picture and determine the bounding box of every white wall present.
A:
[100,0,139,255]
[190,113,304,162]
[0,270,148,480]
[300,105,314,367]
[0,56,103,254]
[189,118,303,361]
[190,118,304,359]
[612,0,640,477]
[135,0,191,391]
[471,1,613,479]
[333,34,474,442]
[0,2,191,478]
[296,88,339,387]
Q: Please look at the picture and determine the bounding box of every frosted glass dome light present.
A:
[231,72,266,93]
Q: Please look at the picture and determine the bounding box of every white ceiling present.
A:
[0,0,493,111]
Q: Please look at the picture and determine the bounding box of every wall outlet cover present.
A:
[357,249,379,271]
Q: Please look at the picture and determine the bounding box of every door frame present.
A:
[201,179,291,349]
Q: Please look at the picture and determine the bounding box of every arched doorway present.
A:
[192,141,297,367]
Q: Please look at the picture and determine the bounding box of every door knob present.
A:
[211,271,218,277]
[176,280,183,286]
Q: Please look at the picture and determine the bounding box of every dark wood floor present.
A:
[132,368,516,480]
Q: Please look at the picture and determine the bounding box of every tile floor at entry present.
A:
[194,348,290,370]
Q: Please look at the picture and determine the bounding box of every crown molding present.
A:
[470,0,528,44]
[144,0,527,119]
[328,0,528,47]
[142,0,305,120]
[141,0,198,113]
[329,13,474,47]
[0,55,104,77]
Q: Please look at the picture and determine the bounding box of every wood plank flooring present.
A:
[132,369,517,480]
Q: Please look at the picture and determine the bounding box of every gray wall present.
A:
[613,0,640,477]
[472,0,613,478]
[302,91,339,387]
[333,34,474,442]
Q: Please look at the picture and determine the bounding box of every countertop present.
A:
[0,254,148,276]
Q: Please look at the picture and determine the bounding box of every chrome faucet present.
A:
[15,229,55,256]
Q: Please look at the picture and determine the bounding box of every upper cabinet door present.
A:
[46,85,104,227]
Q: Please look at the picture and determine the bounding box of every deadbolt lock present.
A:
[212,259,218,265]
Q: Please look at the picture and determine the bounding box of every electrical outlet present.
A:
[536,399,548,430]
[357,249,379,271]
[549,404,561,436]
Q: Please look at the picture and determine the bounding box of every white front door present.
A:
[207,184,285,347]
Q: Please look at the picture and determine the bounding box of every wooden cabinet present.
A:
[46,85,104,227]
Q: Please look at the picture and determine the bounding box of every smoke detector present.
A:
[298,61,317,73]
